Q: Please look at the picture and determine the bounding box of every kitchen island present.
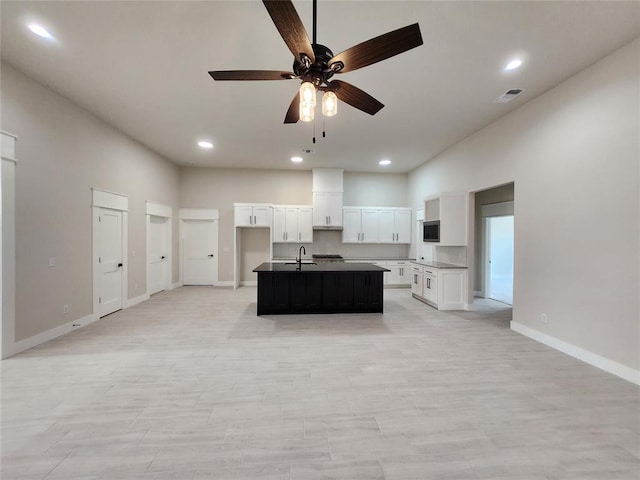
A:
[253,262,390,315]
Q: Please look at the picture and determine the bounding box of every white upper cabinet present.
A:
[272,205,313,243]
[423,193,468,246]
[378,208,411,243]
[342,207,379,243]
[312,168,343,228]
[234,203,272,227]
[312,192,343,228]
[343,207,411,244]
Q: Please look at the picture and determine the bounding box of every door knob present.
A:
[161,256,166,259]
[117,263,123,267]
[208,254,214,258]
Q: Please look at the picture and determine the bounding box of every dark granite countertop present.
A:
[253,262,390,273]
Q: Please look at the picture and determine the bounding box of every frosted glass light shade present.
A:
[322,91,337,117]
[299,82,317,107]
[299,102,315,122]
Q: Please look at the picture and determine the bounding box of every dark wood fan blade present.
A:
[209,70,296,81]
[284,92,300,123]
[329,23,423,73]
[329,80,384,115]
[263,0,315,63]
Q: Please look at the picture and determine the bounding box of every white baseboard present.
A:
[214,281,234,287]
[3,293,156,359]
[3,312,99,359]
[511,321,640,385]
[239,281,257,287]
[125,293,150,309]
[170,282,182,290]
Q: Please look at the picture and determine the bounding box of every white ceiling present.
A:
[1,1,639,173]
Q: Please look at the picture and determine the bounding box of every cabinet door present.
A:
[378,210,396,243]
[257,272,289,314]
[234,205,253,227]
[395,210,412,243]
[272,207,286,242]
[297,208,314,243]
[342,208,361,243]
[411,267,423,297]
[423,271,438,305]
[360,209,379,243]
[313,192,330,226]
[398,263,412,285]
[322,272,354,310]
[327,192,343,227]
[353,272,383,311]
[386,265,402,285]
[253,206,271,227]
[284,208,298,242]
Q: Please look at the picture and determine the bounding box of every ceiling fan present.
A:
[208,0,423,124]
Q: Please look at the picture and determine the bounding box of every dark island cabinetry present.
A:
[253,263,388,315]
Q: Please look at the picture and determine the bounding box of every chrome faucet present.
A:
[296,245,306,268]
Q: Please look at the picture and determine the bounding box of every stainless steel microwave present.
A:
[423,220,440,242]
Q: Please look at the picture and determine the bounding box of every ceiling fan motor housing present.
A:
[293,43,342,87]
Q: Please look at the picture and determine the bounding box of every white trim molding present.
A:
[1,131,18,164]
[92,187,128,211]
[146,201,172,218]
[4,312,99,358]
[511,321,640,385]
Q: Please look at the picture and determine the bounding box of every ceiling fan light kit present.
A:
[209,0,423,125]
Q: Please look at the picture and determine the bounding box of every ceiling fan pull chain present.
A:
[312,119,316,144]
[322,117,326,138]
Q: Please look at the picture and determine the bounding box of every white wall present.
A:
[409,39,639,377]
[1,62,180,346]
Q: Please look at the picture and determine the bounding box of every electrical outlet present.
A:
[63,305,69,314]
[48,257,56,267]
[541,313,548,323]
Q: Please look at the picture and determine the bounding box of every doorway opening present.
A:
[471,182,514,310]
[485,215,514,305]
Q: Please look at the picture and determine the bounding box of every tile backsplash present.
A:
[272,230,409,259]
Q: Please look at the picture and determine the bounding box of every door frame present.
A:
[146,201,172,296]
[92,188,128,317]
[1,131,17,359]
[179,208,219,286]
[481,201,514,303]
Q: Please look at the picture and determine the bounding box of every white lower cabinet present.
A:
[412,263,467,310]
[386,260,412,286]
[348,260,411,287]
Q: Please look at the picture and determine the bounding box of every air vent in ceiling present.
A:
[494,88,526,103]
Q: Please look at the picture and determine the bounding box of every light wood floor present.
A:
[2,287,638,479]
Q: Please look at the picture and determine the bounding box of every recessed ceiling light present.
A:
[504,58,522,72]
[28,24,56,41]
[197,141,213,149]
[291,156,303,163]
[379,159,391,166]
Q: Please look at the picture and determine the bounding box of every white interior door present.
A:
[148,215,168,295]
[98,208,123,317]
[183,219,218,285]
[486,215,514,305]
